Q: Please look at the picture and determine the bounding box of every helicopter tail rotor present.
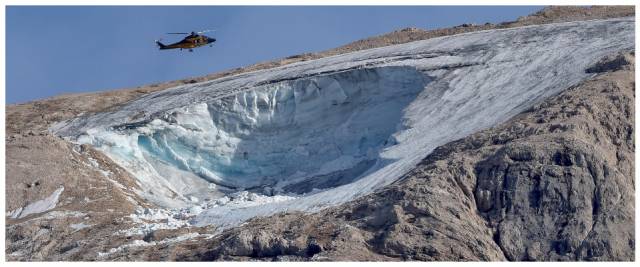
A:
[155,39,168,49]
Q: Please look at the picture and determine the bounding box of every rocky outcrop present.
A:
[4,136,155,261]
[124,52,633,261]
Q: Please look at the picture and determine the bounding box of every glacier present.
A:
[52,17,634,228]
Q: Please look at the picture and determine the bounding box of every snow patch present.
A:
[117,191,295,236]
[43,210,86,219]
[70,222,92,232]
[8,187,65,219]
[97,233,203,258]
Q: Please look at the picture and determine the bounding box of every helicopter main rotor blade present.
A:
[167,32,190,34]
[197,29,216,34]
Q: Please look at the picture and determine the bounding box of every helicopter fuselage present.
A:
[157,34,216,51]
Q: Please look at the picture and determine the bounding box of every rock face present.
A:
[124,52,633,261]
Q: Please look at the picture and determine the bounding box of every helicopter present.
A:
[155,29,216,52]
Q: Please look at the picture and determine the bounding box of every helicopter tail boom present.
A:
[155,40,169,50]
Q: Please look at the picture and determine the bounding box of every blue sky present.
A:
[6,6,542,104]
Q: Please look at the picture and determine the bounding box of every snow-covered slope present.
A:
[52,17,634,228]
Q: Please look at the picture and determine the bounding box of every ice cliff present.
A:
[51,17,634,228]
